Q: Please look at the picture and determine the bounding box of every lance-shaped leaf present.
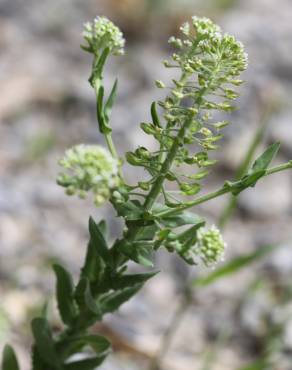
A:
[57,334,111,360]
[225,143,280,195]
[88,217,111,264]
[113,199,144,221]
[91,48,110,81]
[31,345,47,370]
[74,278,102,320]
[104,78,118,122]
[99,284,145,315]
[152,204,205,228]
[96,219,107,238]
[53,264,78,326]
[251,142,280,172]
[80,220,106,283]
[96,86,111,134]
[116,239,154,267]
[64,355,107,370]
[111,271,158,290]
[69,335,110,355]
[31,318,61,369]
[1,345,20,370]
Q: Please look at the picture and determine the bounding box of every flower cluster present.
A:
[82,16,125,55]
[127,16,248,200]
[57,145,120,206]
[168,16,248,85]
[195,225,226,266]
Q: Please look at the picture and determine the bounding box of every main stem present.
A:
[143,115,193,211]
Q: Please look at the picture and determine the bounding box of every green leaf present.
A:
[114,200,143,221]
[99,285,144,314]
[104,78,118,122]
[94,48,110,78]
[135,245,154,267]
[112,271,158,290]
[96,85,111,134]
[75,278,102,319]
[116,239,154,267]
[251,142,280,172]
[97,219,107,238]
[153,203,203,225]
[151,102,161,127]
[53,264,78,326]
[64,356,107,370]
[58,334,111,360]
[72,335,110,354]
[225,143,281,195]
[193,245,275,287]
[31,345,47,370]
[1,345,20,370]
[88,217,111,266]
[160,211,205,229]
[177,224,203,244]
[31,318,61,369]
[135,224,158,241]
[81,222,105,284]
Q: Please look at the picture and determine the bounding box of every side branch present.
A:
[155,161,292,218]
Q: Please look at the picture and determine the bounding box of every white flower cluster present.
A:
[167,16,248,89]
[83,16,125,55]
[195,225,226,266]
[57,145,120,206]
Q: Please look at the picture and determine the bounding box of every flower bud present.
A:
[57,145,120,206]
[82,16,125,55]
[155,80,166,89]
[195,225,226,266]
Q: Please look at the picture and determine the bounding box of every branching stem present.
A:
[155,161,292,218]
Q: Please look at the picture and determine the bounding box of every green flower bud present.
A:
[135,147,151,159]
[82,16,125,55]
[155,80,166,89]
[180,22,190,36]
[168,36,183,49]
[172,90,184,99]
[140,122,156,135]
[195,225,226,266]
[192,16,221,37]
[213,121,230,130]
[199,128,212,137]
[57,144,120,206]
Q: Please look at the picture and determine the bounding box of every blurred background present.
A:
[0,0,292,369]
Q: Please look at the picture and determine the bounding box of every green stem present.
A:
[219,100,276,228]
[104,132,119,160]
[144,115,194,211]
[155,161,292,218]
[157,72,188,165]
[91,55,122,177]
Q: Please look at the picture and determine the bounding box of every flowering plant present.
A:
[2,15,292,370]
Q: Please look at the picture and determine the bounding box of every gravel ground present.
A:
[1,0,292,369]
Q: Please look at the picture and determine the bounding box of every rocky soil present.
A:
[0,0,292,369]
